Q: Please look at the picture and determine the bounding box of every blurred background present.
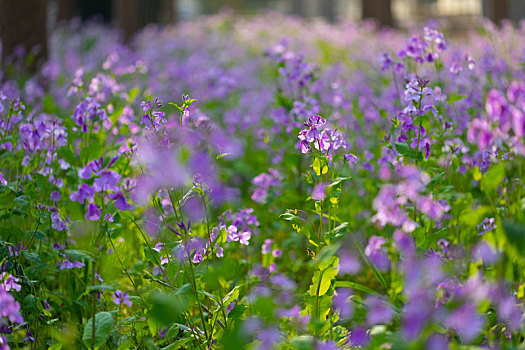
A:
[0,0,523,70]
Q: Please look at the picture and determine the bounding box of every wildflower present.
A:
[311,183,326,201]
[0,289,24,324]
[70,184,95,203]
[262,239,272,254]
[57,258,85,270]
[113,290,132,307]
[365,295,394,325]
[0,273,21,292]
[50,191,60,202]
[109,192,133,211]
[93,171,121,192]
[85,203,101,221]
[333,288,353,319]
[477,217,496,235]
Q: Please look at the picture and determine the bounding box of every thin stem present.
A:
[107,232,146,305]
[130,218,172,288]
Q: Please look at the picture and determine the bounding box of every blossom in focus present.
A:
[113,290,132,307]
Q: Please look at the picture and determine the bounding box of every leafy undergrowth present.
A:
[1,13,525,350]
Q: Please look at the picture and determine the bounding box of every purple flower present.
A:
[251,169,282,204]
[0,273,21,292]
[256,327,280,349]
[0,334,8,350]
[85,203,101,221]
[364,236,390,271]
[365,295,394,325]
[0,289,24,324]
[58,258,85,270]
[348,327,369,347]
[104,213,114,222]
[311,183,327,201]
[333,288,353,319]
[113,290,132,307]
[472,242,499,265]
[109,192,133,211]
[50,191,61,202]
[444,303,484,342]
[93,171,121,192]
[70,184,95,203]
[477,217,496,236]
[262,239,272,254]
[78,164,93,179]
[51,212,67,231]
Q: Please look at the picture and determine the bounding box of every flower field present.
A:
[2,13,525,349]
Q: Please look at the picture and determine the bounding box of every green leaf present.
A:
[459,206,492,227]
[88,284,116,292]
[82,312,114,349]
[312,158,322,176]
[216,153,231,160]
[304,293,332,321]
[334,280,383,297]
[23,251,41,264]
[223,285,241,305]
[198,289,220,303]
[394,142,419,160]
[309,257,339,297]
[289,335,315,350]
[148,293,187,325]
[502,221,525,257]
[480,163,505,193]
[228,304,247,320]
[161,338,191,350]
[447,94,467,103]
[64,249,94,261]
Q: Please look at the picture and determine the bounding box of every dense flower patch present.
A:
[1,13,525,349]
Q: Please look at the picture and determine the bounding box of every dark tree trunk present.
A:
[320,0,336,22]
[292,0,305,17]
[362,0,393,28]
[113,0,140,42]
[488,0,509,24]
[159,0,175,24]
[57,0,79,22]
[0,0,48,71]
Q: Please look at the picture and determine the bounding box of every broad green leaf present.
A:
[309,257,339,297]
[312,158,322,176]
[228,304,247,320]
[223,285,241,305]
[502,221,525,257]
[394,142,419,160]
[304,293,332,321]
[148,293,187,326]
[82,312,114,349]
[459,206,492,227]
[480,163,505,193]
[64,249,94,261]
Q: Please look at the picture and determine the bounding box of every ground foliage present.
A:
[1,13,525,350]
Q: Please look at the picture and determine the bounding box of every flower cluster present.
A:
[251,169,282,203]
[372,165,450,232]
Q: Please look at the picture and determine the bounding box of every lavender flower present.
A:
[112,290,132,307]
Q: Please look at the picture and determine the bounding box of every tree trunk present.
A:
[362,0,393,28]
[488,0,509,24]
[57,0,79,22]
[0,0,48,71]
[292,0,305,17]
[159,0,175,24]
[319,0,336,22]
[113,0,140,42]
